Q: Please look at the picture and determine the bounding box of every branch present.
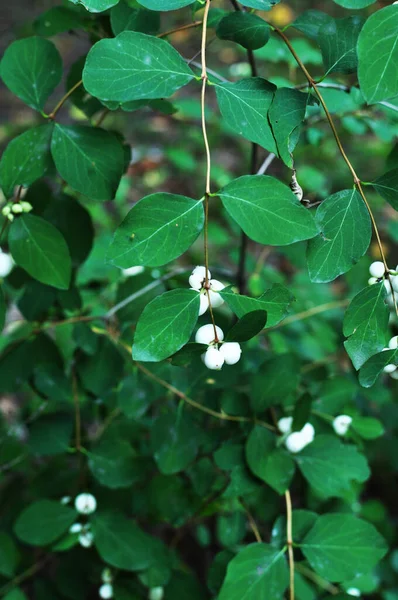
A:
[285,490,295,600]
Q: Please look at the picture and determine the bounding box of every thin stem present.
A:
[200,0,218,339]
[239,497,262,543]
[269,299,349,330]
[285,490,295,600]
[94,108,110,128]
[48,79,83,120]
[257,153,276,175]
[0,556,50,596]
[135,362,275,431]
[158,20,203,39]
[273,27,397,314]
[295,564,340,595]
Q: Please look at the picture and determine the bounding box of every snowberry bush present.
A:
[0,0,398,599]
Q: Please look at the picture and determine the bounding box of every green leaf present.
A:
[93,512,167,571]
[217,175,318,246]
[110,1,160,36]
[239,0,281,9]
[296,435,370,499]
[358,6,398,104]
[217,513,247,548]
[268,88,308,167]
[214,78,277,154]
[107,193,204,268]
[133,289,200,362]
[88,441,147,489]
[251,354,301,411]
[3,590,27,600]
[0,124,54,199]
[343,284,389,370]
[78,337,124,395]
[359,348,398,388]
[0,532,20,577]
[151,412,198,475]
[83,32,195,104]
[34,7,87,36]
[28,416,73,456]
[306,189,371,283]
[69,0,119,12]
[226,310,267,342]
[218,544,289,600]
[246,427,295,494]
[0,37,62,111]
[136,0,195,9]
[318,17,364,75]
[292,393,313,432]
[14,500,76,546]
[301,514,387,582]
[352,416,384,439]
[42,193,94,265]
[333,0,375,7]
[216,12,270,51]
[372,168,398,211]
[51,124,125,201]
[220,285,294,327]
[8,215,72,290]
[292,10,333,40]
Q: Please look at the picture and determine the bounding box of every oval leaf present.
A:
[133,289,200,362]
[358,6,398,104]
[0,124,54,199]
[136,0,195,9]
[217,175,318,246]
[8,215,72,290]
[216,12,270,51]
[51,124,125,201]
[0,37,62,111]
[14,500,76,546]
[307,189,371,283]
[372,168,398,210]
[107,193,204,268]
[83,31,195,104]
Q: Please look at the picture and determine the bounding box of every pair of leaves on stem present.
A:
[132,284,292,363]
[218,513,386,600]
[70,0,281,12]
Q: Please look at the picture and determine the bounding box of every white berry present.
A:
[277,416,293,434]
[75,493,97,515]
[149,588,164,600]
[122,266,144,277]
[369,261,385,279]
[203,346,225,370]
[20,201,33,213]
[99,583,114,599]
[384,364,397,374]
[78,531,94,548]
[219,342,241,365]
[197,291,209,316]
[69,522,83,534]
[389,336,398,349]
[195,324,224,345]
[60,496,71,505]
[301,423,315,443]
[208,279,225,308]
[391,275,398,293]
[2,205,11,216]
[368,277,378,286]
[333,415,352,436]
[0,251,14,278]
[285,432,308,454]
[189,266,211,290]
[11,203,23,214]
[346,589,361,598]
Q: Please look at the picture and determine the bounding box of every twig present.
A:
[158,20,203,39]
[48,79,83,120]
[295,563,340,595]
[285,490,295,600]
[239,497,262,543]
[257,153,276,175]
[273,26,398,316]
[72,370,81,452]
[269,299,349,330]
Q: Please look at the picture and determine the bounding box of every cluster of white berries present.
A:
[332,414,353,436]
[99,569,114,599]
[368,261,398,308]
[189,266,225,316]
[195,324,241,370]
[68,493,97,548]
[1,200,32,222]
[278,417,315,453]
[0,248,14,278]
[382,335,398,379]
